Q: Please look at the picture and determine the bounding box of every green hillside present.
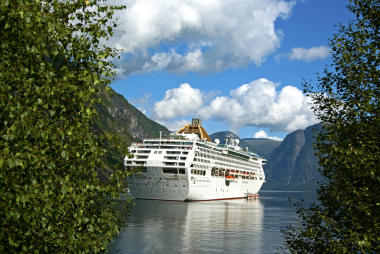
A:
[93,87,169,176]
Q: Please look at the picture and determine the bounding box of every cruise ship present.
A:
[124,119,266,201]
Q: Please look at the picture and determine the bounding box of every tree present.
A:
[0,0,130,252]
[283,0,379,253]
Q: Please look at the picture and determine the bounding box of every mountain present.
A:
[94,87,169,176]
[95,88,169,142]
[264,124,322,189]
[209,131,281,159]
[239,138,281,160]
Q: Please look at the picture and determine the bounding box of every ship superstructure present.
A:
[124,119,266,201]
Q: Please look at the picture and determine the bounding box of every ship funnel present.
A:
[192,118,202,126]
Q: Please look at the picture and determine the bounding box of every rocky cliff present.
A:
[264,124,322,188]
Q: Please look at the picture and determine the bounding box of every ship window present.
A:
[179,162,185,166]
[164,156,178,160]
[179,168,185,174]
[167,151,181,154]
[182,151,188,154]
[163,168,178,174]
[163,162,176,166]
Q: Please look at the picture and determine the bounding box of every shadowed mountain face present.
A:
[264,124,323,188]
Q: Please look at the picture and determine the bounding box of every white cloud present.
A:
[110,0,294,75]
[153,83,204,120]
[287,46,330,62]
[199,78,318,132]
[156,119,190,132]
[254,130,283,141]
[153,79,318,133]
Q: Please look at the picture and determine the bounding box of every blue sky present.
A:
[109,0,352,140]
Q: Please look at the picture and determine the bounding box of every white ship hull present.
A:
[128,167,264,201]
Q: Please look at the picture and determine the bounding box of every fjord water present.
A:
[109,191,315,254]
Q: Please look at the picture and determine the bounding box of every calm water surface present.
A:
[109,190,315,254]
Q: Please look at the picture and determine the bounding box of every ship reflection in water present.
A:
[111,198,263,254]
[109,191,309,254]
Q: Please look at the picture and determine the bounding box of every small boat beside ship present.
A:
[124,118,266,201]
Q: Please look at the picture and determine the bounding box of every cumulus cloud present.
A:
[254,130,283,141]
[152,79,318,133]
[199,78,318,132]
[156,119,190,132]
[153,83,204,120]
[110,0,294,75]
[286,46,330,62]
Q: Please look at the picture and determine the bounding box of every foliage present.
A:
[283,0,379,253]
[0,0,131,252]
